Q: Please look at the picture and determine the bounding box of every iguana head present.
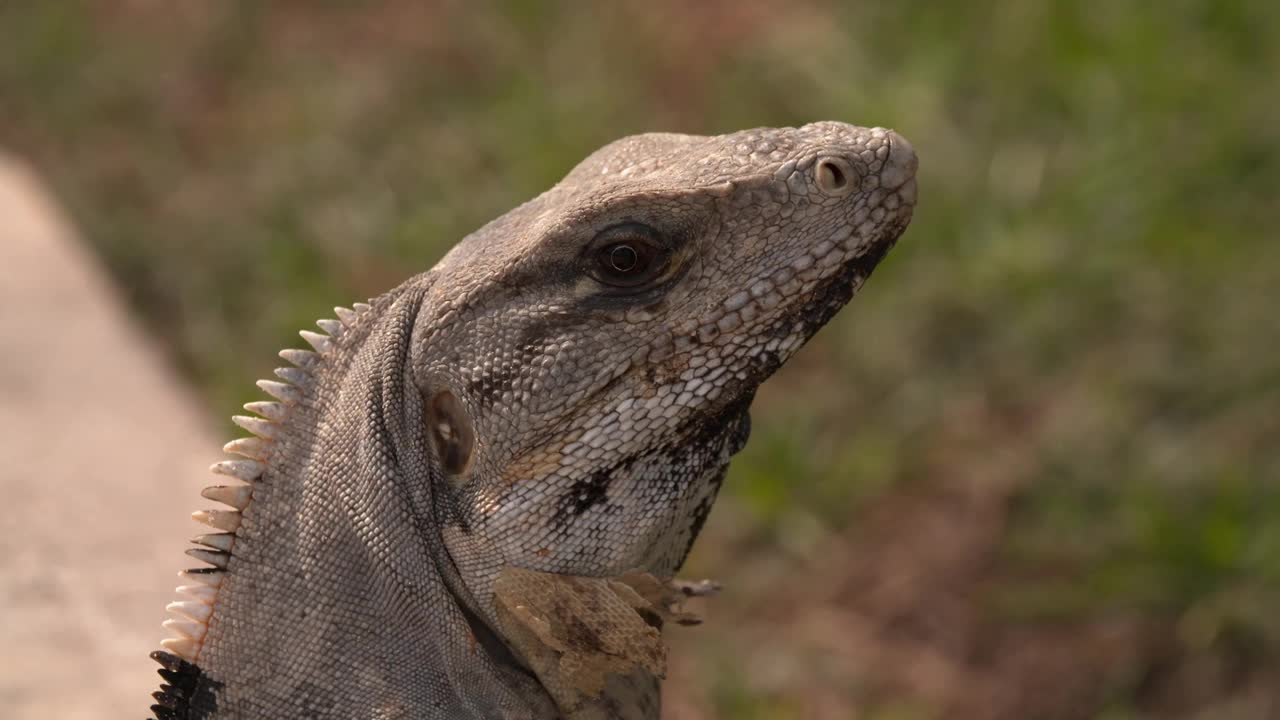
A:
[414,122,917,584]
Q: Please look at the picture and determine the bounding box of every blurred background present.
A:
[1,1,1278,718]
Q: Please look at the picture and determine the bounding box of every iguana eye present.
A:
[587,223,670,289]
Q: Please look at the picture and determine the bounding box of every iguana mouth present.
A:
[794,226,906,342]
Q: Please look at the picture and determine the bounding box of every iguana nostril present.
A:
[815,157,858,196]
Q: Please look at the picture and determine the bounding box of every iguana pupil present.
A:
[608,244,638,272]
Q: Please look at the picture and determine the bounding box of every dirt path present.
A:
[0,155,215,719]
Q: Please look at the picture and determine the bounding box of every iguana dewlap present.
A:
[148,122,918,719]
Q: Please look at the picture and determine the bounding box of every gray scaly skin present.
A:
[149,121,918,719]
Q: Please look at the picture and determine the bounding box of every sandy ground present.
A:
[0,155,214,719]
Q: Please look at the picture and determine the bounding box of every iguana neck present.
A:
[155,281,557,719]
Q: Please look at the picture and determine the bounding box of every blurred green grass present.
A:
[2,1,1277,717]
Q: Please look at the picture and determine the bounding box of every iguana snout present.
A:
[421,122,918,591]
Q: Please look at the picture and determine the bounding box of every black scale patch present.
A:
[550,468,615,528]
[149,650,221,719]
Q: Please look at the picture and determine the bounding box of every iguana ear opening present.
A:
[427,389,475,479]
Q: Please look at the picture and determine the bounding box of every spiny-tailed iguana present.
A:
[149,122,918,719]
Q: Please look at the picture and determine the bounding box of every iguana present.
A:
[149,121,918,719]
